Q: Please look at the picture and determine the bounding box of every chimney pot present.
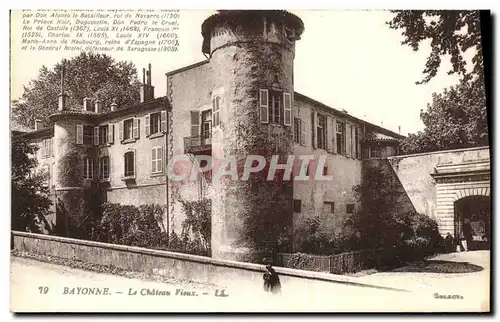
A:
[34,119,43,131]
[83,97,93,112]
[95,98,103,114]
[110,98,118,112]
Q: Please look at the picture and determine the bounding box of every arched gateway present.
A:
[431,148,491,249]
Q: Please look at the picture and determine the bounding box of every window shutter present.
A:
[94,126,99,145]
[151,147,157,173]
[259,89,269,124]
[161,110,167,132]
[300,119,306,146]
[76,125,83,145]
[133,118,140,139]
[51,138,55,157]
[108,124,114,144]
[145,114,150,137]
[119,121,123,142]
[345,123,350,156]
[311,111,316,149]
[283,92,292,126]
[158,146,163,173]
[351,126,356,158]
[332,118,337,154]
[190,111,200,137]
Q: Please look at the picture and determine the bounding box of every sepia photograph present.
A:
[9,8,491,313]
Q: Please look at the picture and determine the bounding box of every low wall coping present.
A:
[11,231,407,292]
[387,146,490,160]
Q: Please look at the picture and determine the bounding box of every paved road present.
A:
[10,252,489,312]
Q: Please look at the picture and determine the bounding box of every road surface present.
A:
[10,252,489,312]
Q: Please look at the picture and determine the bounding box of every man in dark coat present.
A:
[263,264,281,294]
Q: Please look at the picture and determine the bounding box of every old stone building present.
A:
[13,10,490,260]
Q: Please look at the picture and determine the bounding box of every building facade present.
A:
[16,10,489,261]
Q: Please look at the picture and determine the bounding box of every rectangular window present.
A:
[317,114,326,150]
[99,126,108,145]
[124,151,135,177]
[76,125,83,145]
[311,111,316,148]
[190,111,200,137]
[293,117,301,143]
[99,156,109,180]
[346,204,355,214]
[151,146,163,174]
[201,110,212,139]
[83,157,93,180]
[83,126,93,145]
[293,199,302,213]
[283,92,292,126]
[149,112,161,135]
[369,146,381,158]
[324,201,335,213]
[259,89,269,123]
[300,119,306,146]
[123,119,134,140]
[336,122,345,154]
[269,93,281,124]
[213,96,221,127]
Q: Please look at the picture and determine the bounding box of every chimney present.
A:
[34,119,43,131]
[95,98,103,114]
[58,63,68,111]
[140,63,155,103]
[83,97,93,111]
[398,126,401,135]
[110,98,118,112]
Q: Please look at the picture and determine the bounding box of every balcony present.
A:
[184,135,212,154]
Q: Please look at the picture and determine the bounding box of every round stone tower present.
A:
[201,10,304,262]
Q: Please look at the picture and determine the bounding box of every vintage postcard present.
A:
[9,9,491,312]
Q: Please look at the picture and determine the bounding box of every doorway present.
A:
[454,195,490,250]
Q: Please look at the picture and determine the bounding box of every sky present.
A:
[10,10,468,135]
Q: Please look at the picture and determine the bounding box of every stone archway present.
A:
[454,195,490,250]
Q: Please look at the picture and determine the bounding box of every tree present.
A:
[388,10,483,84]
[12,52,141,129]
[388,11,488,153]
[11,138,52,232]
[399,77,488,154]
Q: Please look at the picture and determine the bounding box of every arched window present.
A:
[124,151,135,177]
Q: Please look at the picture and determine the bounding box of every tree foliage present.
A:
[388,10,483,84]
[399,77,488,154]
[388,11,488,154]
[11,138,52,232]
[12,52,141,129]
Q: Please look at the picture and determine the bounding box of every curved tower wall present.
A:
[204,11,304,262]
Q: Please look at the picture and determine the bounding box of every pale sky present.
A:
[10,10,468,135]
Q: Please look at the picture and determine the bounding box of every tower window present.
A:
[269,92,281,124]
[324,201,335,213]
[124,151,135,177]
[83,157,93,180]
[346,204,355,214]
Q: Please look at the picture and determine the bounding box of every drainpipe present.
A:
[164,97,170,246]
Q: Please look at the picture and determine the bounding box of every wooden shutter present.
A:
[76,125,83,145]
[51,138,55,157]
[133,118,139,139]
[119,121,123,142]
[151,147,157,173]
[145,114,150,136]
[190,111,200,137]
[158,146,163,173]
[94,126,99,145]
[332,118,337,154]
[283,92,292,126]
[300,119,306,146]
[259,89,269,124]
[326,116,332,152]
[161,110,167,132]
[351,126,356,158]
[108,124,114,144]
[346,124,351,157]
[311,111,316,149]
